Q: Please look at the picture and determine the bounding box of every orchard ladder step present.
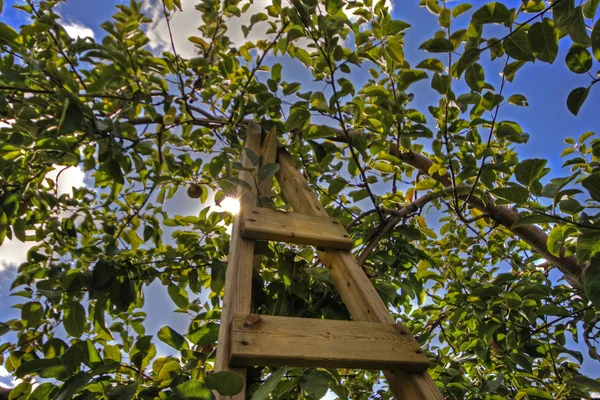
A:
[240,206,353,250]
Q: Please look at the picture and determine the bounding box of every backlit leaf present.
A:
[205,371,244,396]
[471,2,511,24]
[528,18,558,63]
[565,46,593,74]
[567,87,590,116]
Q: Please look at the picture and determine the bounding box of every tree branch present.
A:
[357,188,460,265]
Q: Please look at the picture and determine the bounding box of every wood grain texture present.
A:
[230,314,429,371]
[240,206,353,250]
[214,122,262,400]
[258,127,278,199]
[275,147,444,400]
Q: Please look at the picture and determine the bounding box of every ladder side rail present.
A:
[214,122,263,400]
[275,147,444,400]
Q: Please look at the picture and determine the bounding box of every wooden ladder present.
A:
[215,123,443,400]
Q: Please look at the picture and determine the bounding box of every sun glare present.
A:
[216,196,241,215]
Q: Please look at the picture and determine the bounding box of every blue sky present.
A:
[1,0,599,392]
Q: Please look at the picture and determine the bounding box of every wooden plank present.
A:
[258,127,278,199]
[214,122,262,400]
[275,148,444,400]
[252,127,279,272]
[240,207,353,250]
[230,314,429,371]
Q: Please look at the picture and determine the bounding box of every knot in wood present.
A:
[243,314,262,329]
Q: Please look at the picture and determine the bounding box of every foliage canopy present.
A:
[1,0,600,398]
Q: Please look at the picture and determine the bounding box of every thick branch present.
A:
[387,145,584,290]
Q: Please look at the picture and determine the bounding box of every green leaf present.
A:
[168,284,189,308]
[419,38,454,53]
[172,379,212,400]
[516,388,553,400]
[13,218,26,242]
[300,371,330,399]
[258,163,280,181]
[373,161,394,173]
[158,326,189,351]
[399,70,428,89]
[250,368,287,400]
[28,383,57,400]
[106,383,138,400]
[9,381,32,400]
[514,158,548,187]
[565,46,593,74]
[582,172,600,201]
[431,73,452,95]
[528,18,558,63]
[205,371,244,396]
[553,0,574,32]
[452,3,473,18]
[547,225,570,257]
[471,2,511,24]
[210,260,226,294]
[0,21,18,43]
[107,159,124,185]
[310,92,328,111]
[593,20,600,62]
[416,58,445,72]
[569,7,591,45]
[0,211,6,245]
[504,29,535,62]
[489,185,529,204]
[64,302,86,337]
[455,48,481,78]
[54,372,91,400]
[386,37,404,63]
[243,148,260,166]
[305,125,335,140]
[186,323,219,345]
[541,173,578,200]
[569,375,600,392]
[465,63,485,92]
[511,214,562,229]
[286,108,310,131]
[153,357,181,381]
[567,87,590,116]
[22,301,44,328]
[496,121,529,143]
[577,230,600,262]
[438,8,451,28]
[583,0,600,18]
[508,94,528,106]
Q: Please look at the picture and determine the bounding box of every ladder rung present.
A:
[229,314,430,372]
[239,207,353,250]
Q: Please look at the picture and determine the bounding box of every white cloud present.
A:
[144,0,280,57]
[63,23,95,40]
[345,0,393,21]
[142,0,394,58]
[0,238,36,272]
[0,366,22,389]
[0,165,85,272]
[45,165,86,197]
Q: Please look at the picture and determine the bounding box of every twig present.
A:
[480,0,567,53]
[461,56,509,212]
[357,187,462,265]
[27,0,88,90]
